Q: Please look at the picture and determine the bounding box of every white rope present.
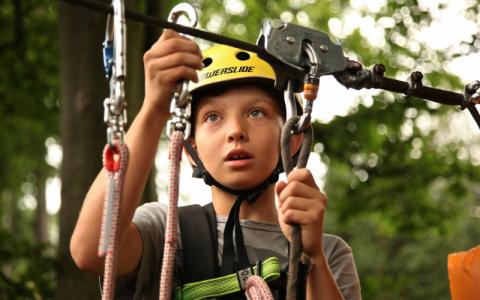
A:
[159,130,184,299]
[99,143,129,300]
[245,275,275,300]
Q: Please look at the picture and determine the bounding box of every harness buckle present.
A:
[236,267,255,291]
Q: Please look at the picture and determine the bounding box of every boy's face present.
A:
[191,85,283,190]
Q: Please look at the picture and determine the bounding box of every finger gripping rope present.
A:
[159,130,184,300]
[99,142,129,300]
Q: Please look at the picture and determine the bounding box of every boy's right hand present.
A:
[143,29,203,119]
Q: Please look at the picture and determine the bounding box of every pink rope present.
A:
[159,130,184,299]
[99,142,129,300]
[245,275,275,300]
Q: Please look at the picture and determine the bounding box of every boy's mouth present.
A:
[225,150,253,161]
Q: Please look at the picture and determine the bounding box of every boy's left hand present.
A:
[276,168,327,261]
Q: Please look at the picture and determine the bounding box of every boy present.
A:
[70,29,361,299]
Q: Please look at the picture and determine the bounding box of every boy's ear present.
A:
[183,138,198,167]
[290,133,304,156]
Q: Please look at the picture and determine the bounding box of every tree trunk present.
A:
[55,0,165,298]
[56,1,107,298]
[34,170,49,245]
[124,0,166,205]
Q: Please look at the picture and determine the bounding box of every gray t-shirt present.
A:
[116,202,361,299]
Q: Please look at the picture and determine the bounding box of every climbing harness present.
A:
[178,203,287,300]
[178,257,280,300]
[98,1,129,300]
[160,3,197,300]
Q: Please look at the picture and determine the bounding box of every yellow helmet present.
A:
[190,44,276,93]
[189,44,303,118]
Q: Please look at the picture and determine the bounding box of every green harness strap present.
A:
[175,256,281,300]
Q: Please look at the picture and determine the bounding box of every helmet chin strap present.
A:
[184,142,281,274]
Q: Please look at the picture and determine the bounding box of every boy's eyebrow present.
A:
[199,96,275,107]
[239,96,278,106]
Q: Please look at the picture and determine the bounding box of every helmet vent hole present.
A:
[236,51,250,61]
[202,57,213,68]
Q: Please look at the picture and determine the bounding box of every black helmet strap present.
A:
[183,141,280,274]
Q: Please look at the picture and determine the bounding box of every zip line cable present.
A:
[59,0,480,130]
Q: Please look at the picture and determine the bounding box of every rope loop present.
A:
[280,116,314,175]
[103,143,122,172]
[245,275,275,300]
[99,142,129,300]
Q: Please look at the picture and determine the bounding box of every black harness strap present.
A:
[179,203,219,283]
[179,203,289,300]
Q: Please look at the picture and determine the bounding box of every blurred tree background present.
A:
[1,0,479,299]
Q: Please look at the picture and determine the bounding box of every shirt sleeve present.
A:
[323,234,362,300]
[115,202,168,300]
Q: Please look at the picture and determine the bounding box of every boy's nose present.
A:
[226,121,248,142]
[227,131,245,142]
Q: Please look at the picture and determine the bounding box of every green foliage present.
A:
[0,0,59,297]
[0,1,59,186]
[0,227,56,299]
[196,0,480,298]
[309,1,480,299]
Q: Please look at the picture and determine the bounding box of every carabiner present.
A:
[166,3,198,140]
[296,42,320,133]
[103,14,114,80]
[168,2,198,28]
[168,2,198,109]
[103,0,127,145]
[284,42,320,134]
[284,80,298,122]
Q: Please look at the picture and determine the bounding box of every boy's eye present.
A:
[205,113,219,122]
[249,109,265,118]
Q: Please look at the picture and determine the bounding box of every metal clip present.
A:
[166,3,198,140]
[296,100,313,134]
[166,93,192,139]
[295,43,319,132]
[167,2,198,26]
[102,14,114,80]
[304,42,320,80]
[289,42,320,133]
[102,0,127,146]
[284,80,298,122]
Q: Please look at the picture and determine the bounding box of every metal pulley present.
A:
[257,20,346,133]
